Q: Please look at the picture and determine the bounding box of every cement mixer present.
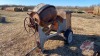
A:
[24,3,73,52]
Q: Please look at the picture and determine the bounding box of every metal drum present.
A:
[33,3,57,25]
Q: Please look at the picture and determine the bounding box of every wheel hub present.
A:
[68,32,73,43]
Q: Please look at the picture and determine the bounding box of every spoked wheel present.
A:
[63,29,73,44]
[24,17,36,36]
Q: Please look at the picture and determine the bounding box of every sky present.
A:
[0,0,100,6]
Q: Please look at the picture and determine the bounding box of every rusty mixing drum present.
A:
[25,3,59,34]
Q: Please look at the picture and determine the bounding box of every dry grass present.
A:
[4,7,28,12]
[93,6,100,15]
[0,10,100,56]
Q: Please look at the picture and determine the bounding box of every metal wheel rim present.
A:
[24,17,36,35]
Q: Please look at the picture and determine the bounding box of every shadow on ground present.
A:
[26,34,100,56]
[0,21,11,23]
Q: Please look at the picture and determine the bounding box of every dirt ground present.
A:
[0,10,100,56]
